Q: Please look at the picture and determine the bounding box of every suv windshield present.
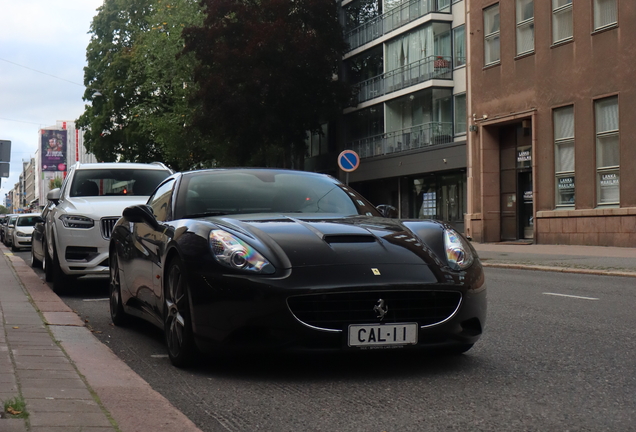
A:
[70,169,170,197]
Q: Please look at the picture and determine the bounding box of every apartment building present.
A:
[307,0,469,233]
[466,0,635,247]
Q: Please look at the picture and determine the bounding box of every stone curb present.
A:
[482,262,636,278]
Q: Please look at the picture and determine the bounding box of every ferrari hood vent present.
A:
[323,234,377,244]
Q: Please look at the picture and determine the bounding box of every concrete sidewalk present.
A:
[473,242,636,277]
[0,240,634,431]
[0,243,202,432]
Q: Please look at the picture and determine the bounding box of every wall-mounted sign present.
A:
[516,145,532,168]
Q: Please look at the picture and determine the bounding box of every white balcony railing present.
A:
[345,0,451,51]
[349,121,454,158]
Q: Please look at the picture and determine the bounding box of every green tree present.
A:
[49,177,63,190]
[0,205,8,214]
[183,0,352,168]
[130,0,217,171]
[76,0,162,163]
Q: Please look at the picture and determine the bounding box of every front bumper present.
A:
[55,224,110,276]
[185,260,487,354]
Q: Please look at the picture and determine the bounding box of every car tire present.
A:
[43,240,54,282]
[11,242,18,252]
[51,238,73,293]
[164,256,196,368]
[30,246,42,268]
[109,253,130,326]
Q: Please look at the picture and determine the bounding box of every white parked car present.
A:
[44,161,173,292]
[3,214,19,247]
[9,213,42,251]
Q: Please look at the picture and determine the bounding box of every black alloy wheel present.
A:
[30,245,42,268]
[164,257,196,368]
[109,252,129,326]
[43,240,53,282]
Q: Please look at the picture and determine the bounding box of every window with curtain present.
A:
[454,93,466,136]
[484,4,500,65]
[595,96,619,205]
[453,25,466,66]
[594,0,617,30]
[552,0,573,43]
[554,106,575,207]
[516,0,534,55]
[386,25,433,72]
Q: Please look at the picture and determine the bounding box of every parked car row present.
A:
[1,213,43,252]
[22,161,487,368]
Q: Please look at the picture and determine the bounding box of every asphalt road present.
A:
[16,250,636,432]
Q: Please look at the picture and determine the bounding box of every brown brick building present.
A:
[465,0,636,247]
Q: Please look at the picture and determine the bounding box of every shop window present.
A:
[554,106,575,207]
[595,97,619,205]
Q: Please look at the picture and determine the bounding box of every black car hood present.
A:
[210,215,446,269]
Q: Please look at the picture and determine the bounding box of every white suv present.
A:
[44,162,172,292]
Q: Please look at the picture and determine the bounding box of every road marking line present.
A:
[83,298,109,302]
[543,292,599,300]
[151,354,169,358]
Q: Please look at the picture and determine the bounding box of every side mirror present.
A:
[123,205,160,230]
[376,204,398,218]
[47,188,61,205]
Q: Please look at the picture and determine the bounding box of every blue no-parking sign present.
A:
[338,150,360,173]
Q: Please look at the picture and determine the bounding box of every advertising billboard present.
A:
[41,129,67,171]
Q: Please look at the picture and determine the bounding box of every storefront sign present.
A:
[558,176,575,190]
[600,173,619,187]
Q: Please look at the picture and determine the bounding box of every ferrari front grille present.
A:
[100,217,119,240]
[287,290,462,332]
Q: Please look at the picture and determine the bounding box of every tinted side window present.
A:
[148,179,175,222]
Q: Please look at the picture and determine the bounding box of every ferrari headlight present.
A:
[444,228,474,270]
[60,214,94,228]
[209,229,275,274]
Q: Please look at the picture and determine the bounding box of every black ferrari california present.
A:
[109,168,486,367]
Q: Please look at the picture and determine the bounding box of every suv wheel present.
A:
[43,240,54,282]
[51,238,73,293]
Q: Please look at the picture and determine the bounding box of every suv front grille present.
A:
[100,217,120,240]
[287,290,462,332]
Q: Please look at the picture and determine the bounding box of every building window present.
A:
[454,93,466,136]
[453,25,466,67]
[595,96,619,205]
[516,0,534,55]
[554,106,575,207]
[594,0,617,30]
[552,0,573,43]
[484,4,500,65]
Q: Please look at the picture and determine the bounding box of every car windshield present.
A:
[17,216,39,227]
[70,169,170,197]
[178,170,380,218]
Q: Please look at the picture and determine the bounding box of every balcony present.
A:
[349,121,454,159]
[355,56,453,104]
[345,0,451,52]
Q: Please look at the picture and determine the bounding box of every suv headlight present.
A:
[60,214,95,229]
[444,228,474,271]
[209,229,275,274]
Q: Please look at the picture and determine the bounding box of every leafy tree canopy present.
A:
[76,0,165,163]
[183,0,352,168]
[130,0,218,171]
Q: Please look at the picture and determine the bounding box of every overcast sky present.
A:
[0,0,104,199]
